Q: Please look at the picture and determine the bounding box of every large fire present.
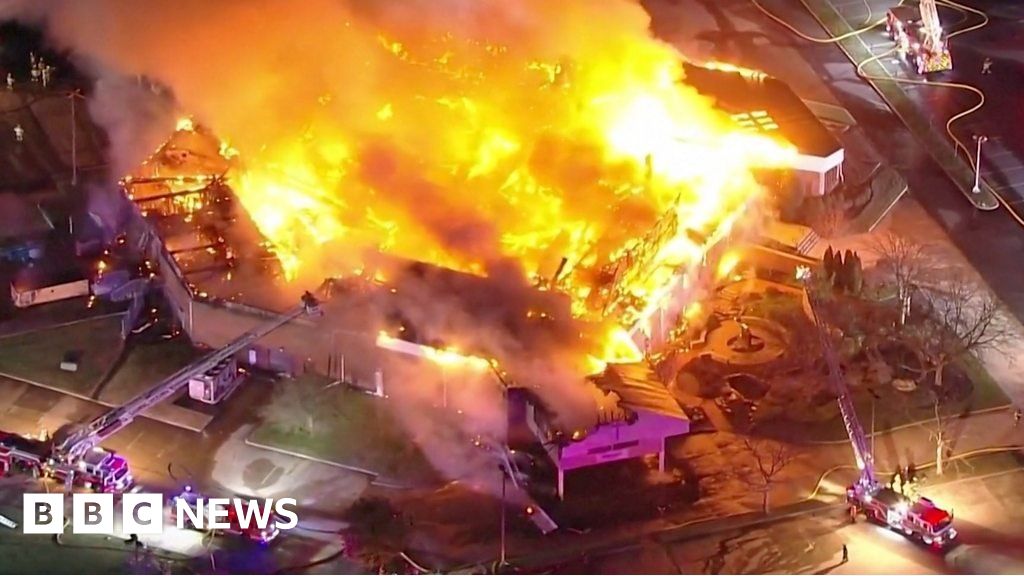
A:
[106,0,796,373]
[219,37,794,359]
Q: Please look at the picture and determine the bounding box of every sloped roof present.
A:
[595,363,688,420]
[682,62,843,160]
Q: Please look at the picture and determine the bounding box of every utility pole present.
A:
[972,134,988,195]
[68,90,85,187]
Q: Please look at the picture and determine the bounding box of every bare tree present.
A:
[743,438,796,513]
[903,278,1010,475]
[868,232,933,326]
[812,193,848,239]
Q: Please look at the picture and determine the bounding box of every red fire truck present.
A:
[798,266,957,548]
[847,483,956,548]
[46,446,133,493]
[170,487,282,545]
[0,431,132,492]
[886,0,952,74]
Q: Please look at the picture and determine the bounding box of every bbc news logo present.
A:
[22,493,298,534]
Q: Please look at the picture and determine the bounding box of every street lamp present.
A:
[972,134,988,195]
[500,467,507,568]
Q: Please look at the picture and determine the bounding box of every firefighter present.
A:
[982,58,993,75]
[13,124,24,142]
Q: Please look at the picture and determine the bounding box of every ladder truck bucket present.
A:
[302,291,322,316]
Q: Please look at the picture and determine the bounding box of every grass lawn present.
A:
[250,375,442,487]
[0,316,122,395]
[756,355,1009,442]
[99,337,204,404]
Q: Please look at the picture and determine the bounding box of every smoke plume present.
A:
[2,0,784,485]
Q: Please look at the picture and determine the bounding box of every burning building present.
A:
[5,0,838,476]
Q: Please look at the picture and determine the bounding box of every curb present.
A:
[243,436,379,478]
[492,447,1024,573]
[798,0,999,211]
[801,403,1013,445]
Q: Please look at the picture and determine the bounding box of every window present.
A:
[731,110,780,133]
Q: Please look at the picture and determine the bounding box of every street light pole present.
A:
[499,469,507,568]
[972,134,988,195]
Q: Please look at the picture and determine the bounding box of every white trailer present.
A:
[10,277,90,308]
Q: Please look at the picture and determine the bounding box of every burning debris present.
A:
[7,0,797,438]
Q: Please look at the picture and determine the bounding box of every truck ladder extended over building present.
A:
[799,269,876,488]
[798,267,956,547]
[53,292,321,465]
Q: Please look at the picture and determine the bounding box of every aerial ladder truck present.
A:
[886,0,953,74]
[42,292,322,491]
[798,267,957,548]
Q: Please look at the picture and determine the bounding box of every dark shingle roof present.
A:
[682,62,843,159]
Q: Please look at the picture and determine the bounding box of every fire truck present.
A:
[46,446,132,493]
[0,431,132,492]
[798,267,957,548]
[2,292,318,498]
[886,0,952,74]
[170,486,281,545]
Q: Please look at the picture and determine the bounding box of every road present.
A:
[770,0,1024,323]
[817,0,1024,206]
[555,465,1024,574]
[0,375,368,574]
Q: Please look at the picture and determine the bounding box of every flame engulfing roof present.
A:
[681,62,842,161]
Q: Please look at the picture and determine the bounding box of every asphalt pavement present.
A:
[739,0,1024,335]
[558,465,1024,574]
[821,0,1024,206]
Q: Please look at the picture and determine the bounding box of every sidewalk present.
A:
[798,0,999,211]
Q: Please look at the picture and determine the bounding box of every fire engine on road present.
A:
[0,430,132,492]
[886,0,953,74]
[799,267,957,548]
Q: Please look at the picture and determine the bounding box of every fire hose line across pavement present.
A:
[750,0,1024,227]
[445,445,1023,574]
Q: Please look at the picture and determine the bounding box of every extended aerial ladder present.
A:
[798,268,877,490]
[886,0,952,74]
[798,267,956,547]
[49,292,322,477]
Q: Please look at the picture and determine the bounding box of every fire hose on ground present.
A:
[750,0,1024,226]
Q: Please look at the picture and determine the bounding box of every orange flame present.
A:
[165,29,795,366]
